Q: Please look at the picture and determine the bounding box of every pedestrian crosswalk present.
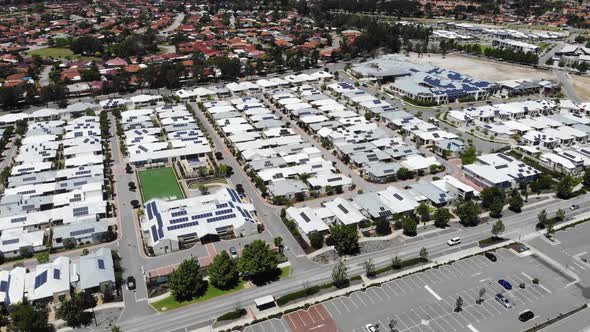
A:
[519,231,543,242]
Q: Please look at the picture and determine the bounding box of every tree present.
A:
[456,200,481,227]
[461,147,477,165]
[419,247,428,262]
[537,209,547,227]
[126,164,133,173]
[416,202,430,223]
[329,224,359,256]
[455,296,464,312]
[433,208,451,228]
[392,256,403,269]
[556,208,566,222]
[530,174,553,195]
[491,220,505,239]
[583,169,590,187]
[364,259,376,277]
[57,291,97,328]
[477,287,486,304]
[332,259,349,288]
[556,175,575,199]
[480,187,505,217]
[273,236,283,253]
[375,219,392,236]
[508,189,524,213]
[309,232,324,249]
[35,252,50,263]
[237,240,279,283]
[168,259,207,301]
[208,251,239,290]
[10,301,53,332]
[111,326,122,332]
[388,319,399,332]
[402,217,417,236]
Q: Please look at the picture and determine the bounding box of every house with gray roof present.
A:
[77,248,115,291]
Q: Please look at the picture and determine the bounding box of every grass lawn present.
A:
[27,47,101,61]
[152,281,244,311]
[280,265,291,279]
[138,167,185,202]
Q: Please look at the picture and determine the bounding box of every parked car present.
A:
[365,324,377,332]
[570,204,580,210]
[495,294,512,308]
[485,252,497,262]
[498,279,512,290]
[230,247,239,259]
[127,276,136,291]
[215,152,223,160]
[447,237,462,246]
[519,310,535,322]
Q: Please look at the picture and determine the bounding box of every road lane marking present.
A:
[467,324,480,332]
[424,285,442,300]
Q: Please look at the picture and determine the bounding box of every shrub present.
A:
[276,286,321,306]
[217,308,247,321]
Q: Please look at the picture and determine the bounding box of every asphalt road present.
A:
[114,193,590,332]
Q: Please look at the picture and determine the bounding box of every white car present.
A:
[365,324,377,332]
[570,204,580,210]
[495,294,512,308]
[447,237,462,246]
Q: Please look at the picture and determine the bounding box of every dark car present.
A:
[519,310,535,322]
[485,252,497,262]
[127,276,136,291]
[498,279,512,290]
[215,152,223,160]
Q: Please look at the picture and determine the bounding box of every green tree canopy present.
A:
[330,224,360,256]
[168,259,207,301]
[491,220,505,239]
[457,200,481,226]
[332,259,349,288]
[402,217,417,236]
[208,251,239,290]
[10,301,53,332]
[237,240,279,283]
[433,208,452,228]
[508,189,524,213]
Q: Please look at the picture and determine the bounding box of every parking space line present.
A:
[466,306,484,322]
[472,256,490,268]
[454,262,470,274]
[392,280,407,294]
[271,319,282,332]
[458,261,477,273]
[425,285,442,300]
[384,282,399,296]
[458,290,476,305]
[376,286,392,299]
[368,287,384,302]
[461,307,479,323]
[362,292,376,305]
[314,305,325,321]
[514,289,535,304]
[297,311,308,326]
[423,272,438,284]
[401,312,416,328]
[407,310,423,326]
[427,270,442,283]
[393,314,409,330]
[337,297,352,312]
[404,276,420,288]
[352,293,368,307]
[439,266,456,278]
[279,319,290,331]
[324,301,341,316]
[445,310,466,328]
[449,265,464,276]
[434,316,456,332]
[482,299,502,315]
[346,296,360,311]
[415,274,428,286]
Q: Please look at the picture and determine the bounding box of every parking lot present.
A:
[245,247,586,332]
[243,304,337,332]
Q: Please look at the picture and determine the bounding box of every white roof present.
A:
[285,206,329,235]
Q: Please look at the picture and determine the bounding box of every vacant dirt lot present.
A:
[571,75,590,101]
[407,53,557,82]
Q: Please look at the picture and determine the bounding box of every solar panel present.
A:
[10,216,26,223]
[337,204,349,214]
[2,239,18,245]
[72,206,89,217]
[34,271,48,289]
[53,269,61,280]
[70,228,95,237]
[0,281,8,292]
[98,259,105,270]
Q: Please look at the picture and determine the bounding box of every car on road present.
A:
[495,294,512,308]
[215,152,223,160]
[498,279,512,290]
[365,324,377,332]
[485,252,497,262]
[230,247,238,259]
[519,310,535,322]
[570,204,580,210]
[127,276,136,291]
[447,237,462,246]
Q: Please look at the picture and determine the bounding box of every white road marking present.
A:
[472,272,482,277]
[467,324,480,332]
[424,285,442,300]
